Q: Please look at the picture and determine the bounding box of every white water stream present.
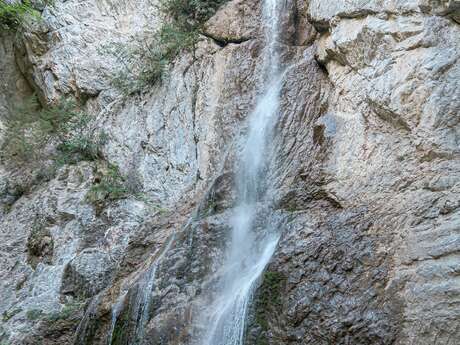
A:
[200,0,284,344]
[104,235,174,345]
[103,1,284,343]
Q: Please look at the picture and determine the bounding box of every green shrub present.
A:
[2,308,22,322]
[45,300,83,322]
[254,271,286,331]
[1,95,104,166]
[25,308,43,321]
[55,131,107,166]
[103,0,227,94]
[99,39,169,95]
[158,0,227,28]
[2,96,42,161]
[101,26,198,95]
[86,163,128,205]
[0,0,40,32]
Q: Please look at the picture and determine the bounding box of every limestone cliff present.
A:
[0,1,459,345]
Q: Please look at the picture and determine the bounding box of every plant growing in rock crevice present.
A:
[25,309,43,321]
[0,96,107,208]
[102,0,228,95]
[250,270,286,344]
[1,95,105,168]
[26,219,54,269]
[0,0,39,32]
[255,271,285,329]
[86,163,130,211]
[44,300,85,323]
[2,308,22,322]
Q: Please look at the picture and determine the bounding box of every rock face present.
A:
[0,1,459,345]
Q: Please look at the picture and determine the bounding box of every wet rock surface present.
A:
[0,0,459,344]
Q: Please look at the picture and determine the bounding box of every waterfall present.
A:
[107,292,126,345]
[105,235,175,345]
[74,294,103,344]
[200,0,284,344]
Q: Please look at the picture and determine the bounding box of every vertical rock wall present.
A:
[0,1,458,345]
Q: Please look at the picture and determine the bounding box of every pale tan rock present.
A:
[203,0,261,42]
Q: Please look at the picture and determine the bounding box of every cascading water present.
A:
[200,0,284,344]
[107,292,126,345]
[104,235,174,345]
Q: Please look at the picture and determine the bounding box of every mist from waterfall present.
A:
[200,0,284,344]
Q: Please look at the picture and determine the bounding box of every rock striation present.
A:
[0,0,459,345]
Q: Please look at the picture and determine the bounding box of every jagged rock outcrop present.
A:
[0,0,458,345]
[246,2,460,344]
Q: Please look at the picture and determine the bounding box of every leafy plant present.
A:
[0,0,40,32]
[45,300,84,322]
[99,38,169,95]
[86,163,129,205]
[27,218,54,268]
[55,131,107,166]
[254,271,286,331]
[103,0,228,94]
[101,26,198,94]
[2,96,42,161]
[158,0,226,28]
[25,309,43,321]
[2,308,22,322]
[1,95,104,167]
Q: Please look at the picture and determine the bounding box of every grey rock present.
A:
[0,0,459,344]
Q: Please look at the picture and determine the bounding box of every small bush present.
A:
[2,308,22,322]
[101,25,198,95]
[254,271,286,331]
[86,163,128,206]
[45,300,83,322]
[0,0,40,32]
[103,0,227,94]
[158,0,226,28]
[2,96,43,161]
[100,39,168,95]
[55,131,107,166]
[25,309,43,321]
[27,219,54,268]
[1,95,104,167]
